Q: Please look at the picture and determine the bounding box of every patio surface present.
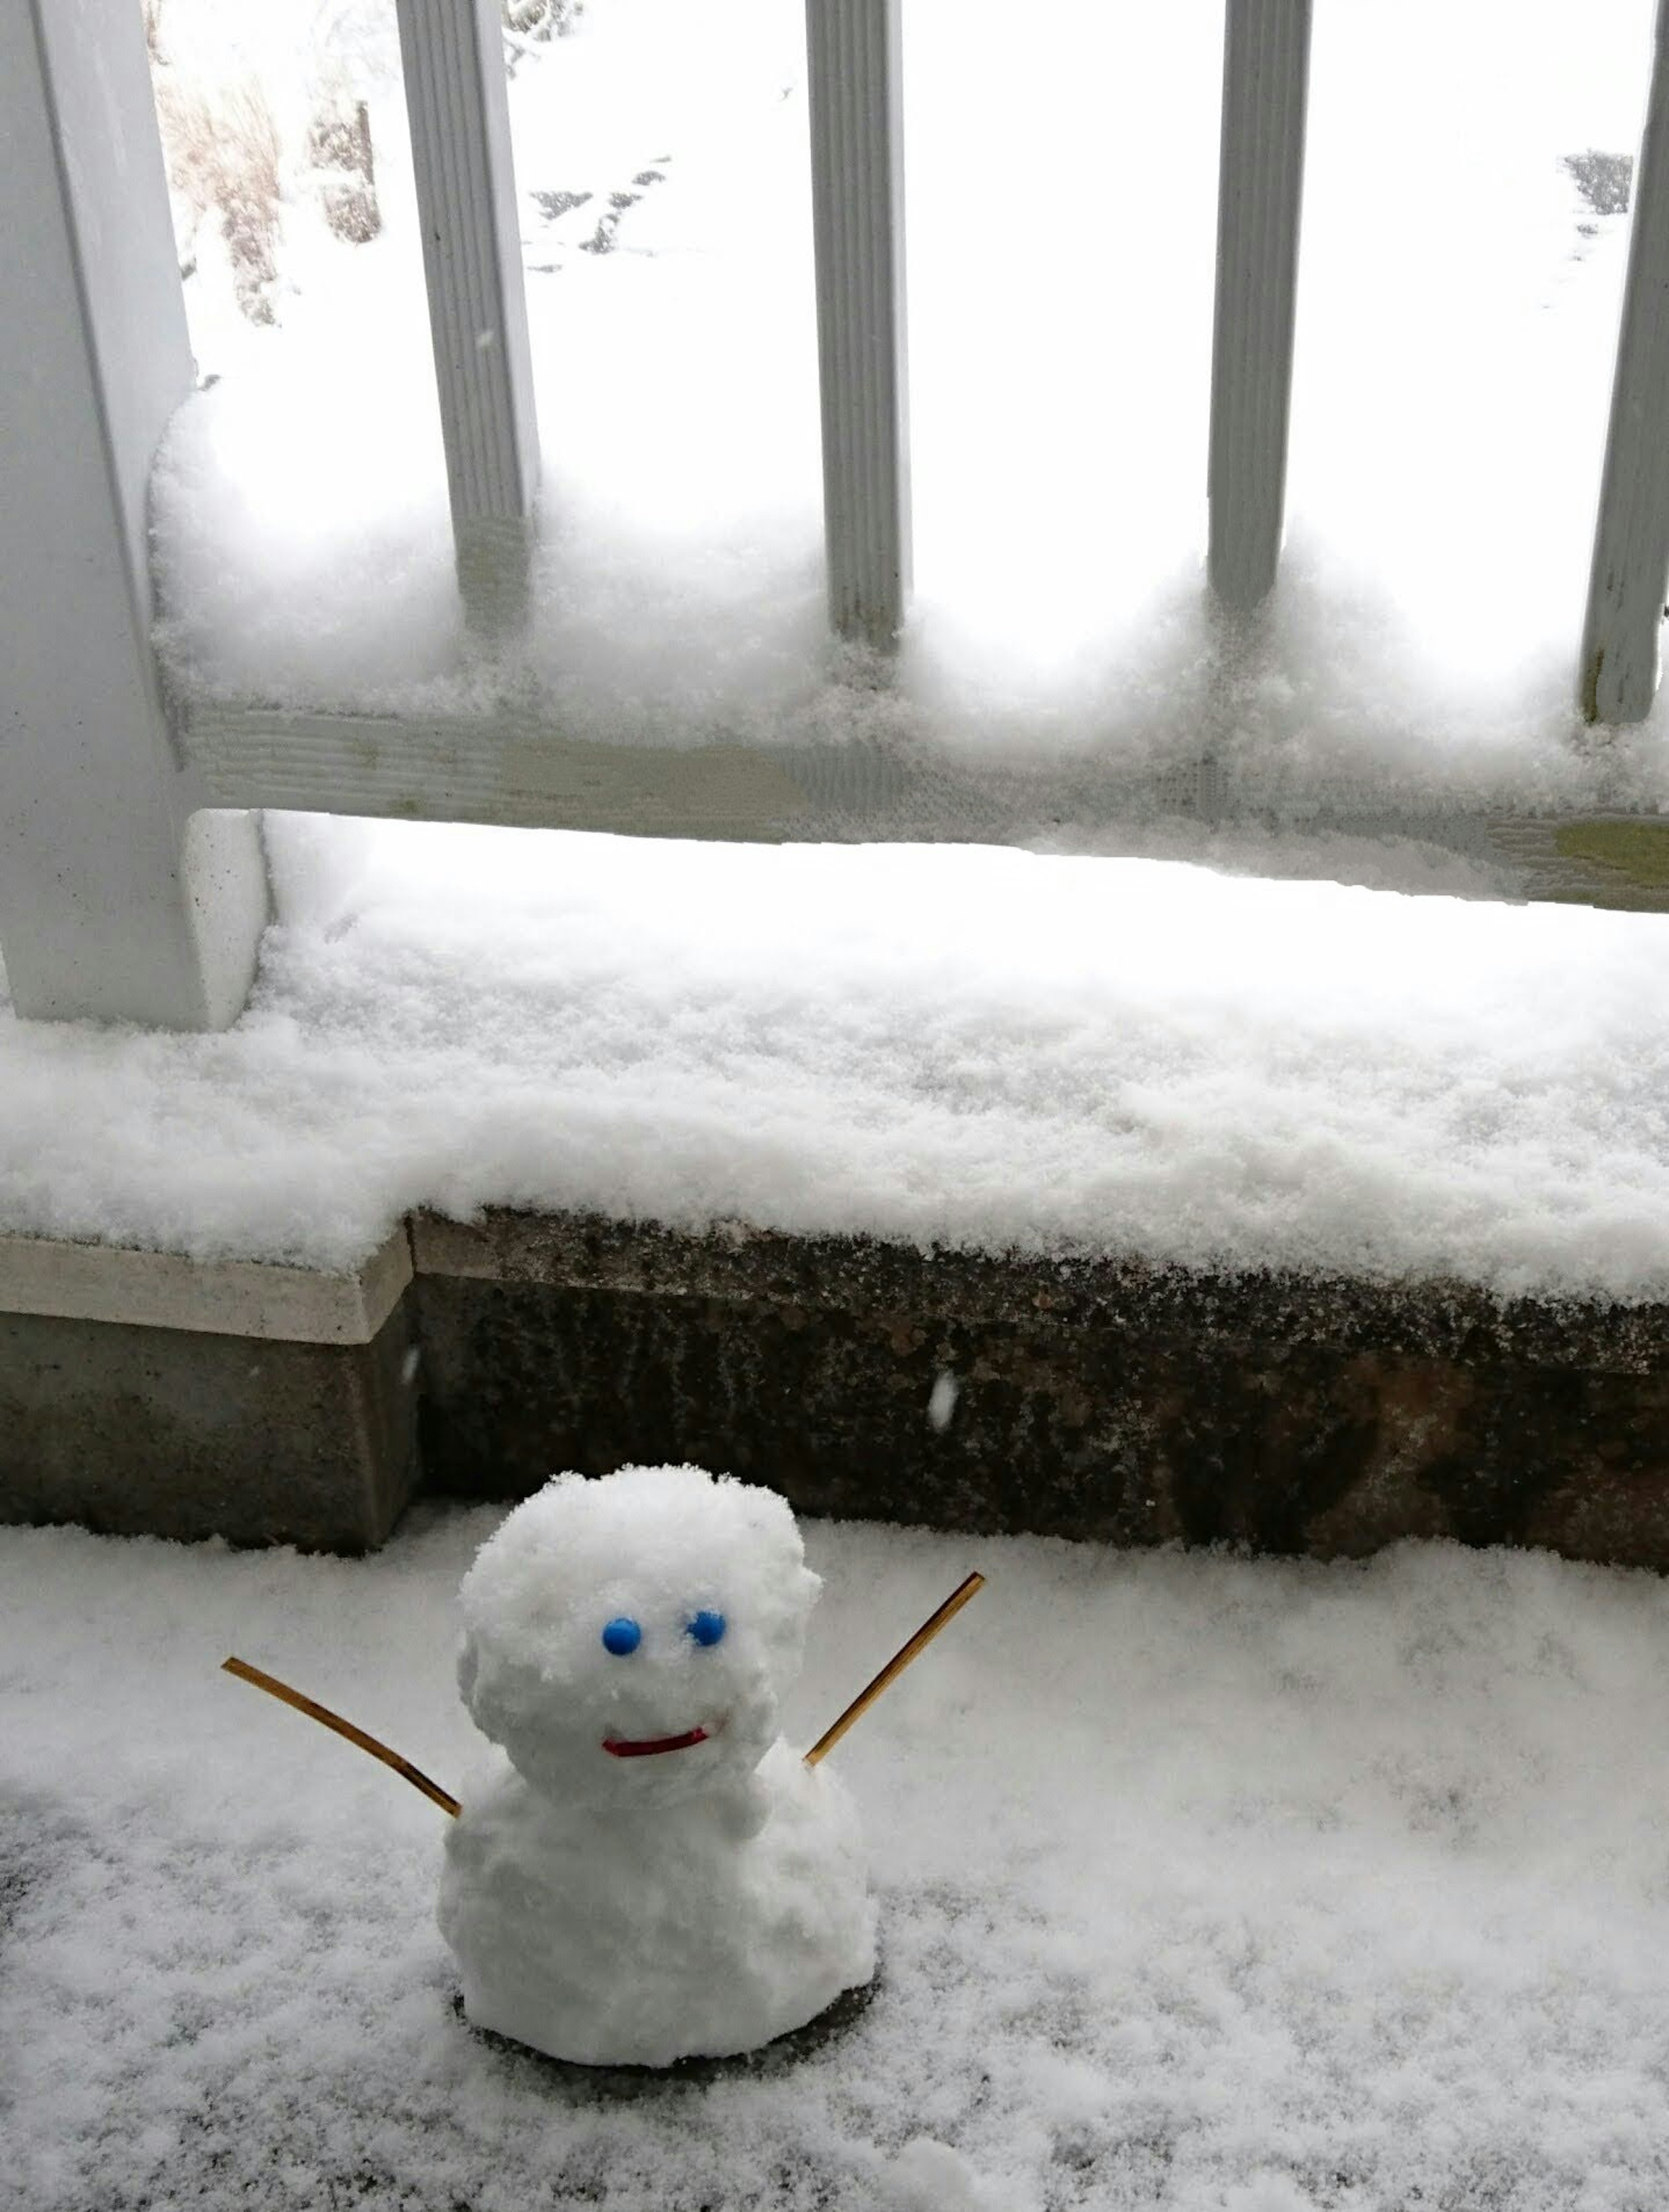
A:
[5,1503,1669,2209]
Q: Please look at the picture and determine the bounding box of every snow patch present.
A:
[7,1513,1669,2206]
[4,819,1669,1302]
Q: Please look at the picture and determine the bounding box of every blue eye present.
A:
[601,1617,642,1656]
[687,1609,726,1648]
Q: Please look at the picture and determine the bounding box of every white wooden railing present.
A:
[5,0,1669,1028]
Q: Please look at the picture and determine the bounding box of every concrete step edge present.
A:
[0,1225,412,1344]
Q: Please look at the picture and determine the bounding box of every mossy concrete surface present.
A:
[412,1212,1669,1570]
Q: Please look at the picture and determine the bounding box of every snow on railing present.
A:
[7,0,1669,1029]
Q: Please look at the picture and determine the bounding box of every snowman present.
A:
[437,1462,878,2066]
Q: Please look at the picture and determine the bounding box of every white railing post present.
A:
[1207,0,1312,612]
[0,0,269,1028]
[805,0,912,650]
[394,0,540,634]
[1581,0,1669,723]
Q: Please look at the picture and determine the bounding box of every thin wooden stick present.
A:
[222,1656,461,1818]
[804,1571,986,1768]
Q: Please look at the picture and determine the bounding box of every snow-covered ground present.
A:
[21,31,1664,2202]
[7,1507,1669,2210]
[3,815,1669,1300]
[143,0,1669,812]
[52,4,1662,1311]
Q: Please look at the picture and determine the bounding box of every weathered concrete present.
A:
[5,1207,1669,1564]
[0,1300,420,1552]
[413,1211,1669,1570]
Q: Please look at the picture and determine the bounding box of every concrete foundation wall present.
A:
[0,1303,420,1551]
[412,1214,1669,1569]
[0,1229,420,1551]
[4,1211,1669,1565]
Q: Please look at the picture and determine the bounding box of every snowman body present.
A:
[438,1464,875,2066]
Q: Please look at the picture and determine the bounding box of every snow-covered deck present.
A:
[5,818,1666,1303]
[7,1507,1669,2209]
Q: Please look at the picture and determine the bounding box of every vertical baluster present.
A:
[1581,0,1669,723]
[394,0,540,634]
[1208,0,1312,612]
[805,0,912,649]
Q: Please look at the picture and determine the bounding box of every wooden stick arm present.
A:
[803,1571,986,1768]
[222,1565,988,1815]
[222,1656,461,1818]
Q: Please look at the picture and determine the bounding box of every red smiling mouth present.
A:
[602,1726,710,1759]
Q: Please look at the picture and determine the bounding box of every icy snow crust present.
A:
[9,1510,1669,2208]
[4,816,1669,1302]
[440,1467,874,2065]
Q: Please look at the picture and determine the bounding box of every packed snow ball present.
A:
[455,1463,820,1805]
[441,1464,874,2064]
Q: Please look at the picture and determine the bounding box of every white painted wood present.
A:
[1581,0,1669,722]
[805,0,912,647]
[1208,0,1312,611]
[0,1226,412,1344]
[176,703,1669,912]
[0,0,269,1028]
[393,0,540,631]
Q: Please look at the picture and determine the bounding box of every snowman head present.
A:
[455,1465,820,1807]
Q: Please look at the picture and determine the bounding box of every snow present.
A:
[3,815,1669,1301]
[454,1467,818,1810]
[928,1372,960,1435]
[446,1734,871,2065]
[77,5,1669,1311]
[143,0,1669,809]
[7,1506,1669,2207]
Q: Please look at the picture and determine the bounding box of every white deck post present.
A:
[394,0,541,635]
[805,0,912,649]
[1207,0,1312,612]
[0,0,269,1028]
[1581,0,1669,722]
